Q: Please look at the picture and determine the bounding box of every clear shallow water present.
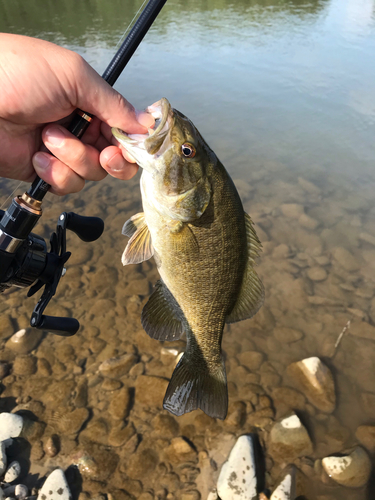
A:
[1,0,375,499]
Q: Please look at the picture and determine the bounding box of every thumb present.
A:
[70,55,154,133]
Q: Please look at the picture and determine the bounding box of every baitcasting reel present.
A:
[0,194,104,336]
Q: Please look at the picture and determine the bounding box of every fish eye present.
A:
[181,143,196,158]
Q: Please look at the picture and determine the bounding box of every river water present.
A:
[0,0,375,499]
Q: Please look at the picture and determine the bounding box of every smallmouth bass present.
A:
[112,98,264,419]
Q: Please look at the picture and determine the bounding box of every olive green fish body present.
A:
[112,98,264,419]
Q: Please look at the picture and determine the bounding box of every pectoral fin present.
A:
[226,213,264,323]
[141,280,186,341]
[121,216,154,265]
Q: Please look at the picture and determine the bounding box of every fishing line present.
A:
[114,0,149,52]
[0,180,24,210]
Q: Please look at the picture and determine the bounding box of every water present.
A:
[0,0,375,498]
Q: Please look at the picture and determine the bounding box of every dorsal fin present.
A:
[141,280,186,341]
[226,213,264,323]
[121,215,154,265]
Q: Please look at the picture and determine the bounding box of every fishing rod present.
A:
[0,0,167,336]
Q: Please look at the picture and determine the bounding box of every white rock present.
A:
[37,468,71,500]
[287,357,336,413]
[322,446,371,488]
[4,461,21,483]
[14,485,28,500]
[207,490,219,500]
[0,441,7,476]
[269,413,313,462]
[0,414,23,441]
[270,466,296,500]
[217,435,257,500]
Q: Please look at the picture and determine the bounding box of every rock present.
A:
[217,434,258,500]
[206,491,218,500]
[287,357,335,413]
[270,465,296,500]
[0,413,23,441]
[4,461,21,483]
[361,392,375,416]
[129,362,145,377]
[98,354,137,378]
[225,401,247,427]
[272,387,307,415]
[349,321,375,341]
[165,437,197,464]
[101,378,122,391]
[322,446,371,488]
[54,408,90,435]
[269,413,313,462]
[307,267,327,281]
[108,388,131,420]
[44,435,59,457]
[331,247,360,272]
[355,426,375,453]
[5,328,42,354]
[274,327,303,343]
[127,449,158,479]
[37,358,52,376]
[152,414,179,439]
[0,315,14,339]
[281,204,304,219]
[12,355,37,376]
[298,177,320,194]
[359,232,375,247]
[238,351,264,371]
[135,375,169,408]
[181,492,201,500]
[108,422,135,447]
[14,484,28,500]
[0,440,8,476]
[37,468,72,500]
[123,278,151,296]
[299,214,318,230]
[247,407,274,428]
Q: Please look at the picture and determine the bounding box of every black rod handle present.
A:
[66,212,104,242]
[32,314,80,336]
[26,0,167,203]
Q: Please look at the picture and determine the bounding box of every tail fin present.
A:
[163,353,228,420]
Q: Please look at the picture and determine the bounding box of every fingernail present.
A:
[107,152,125,172]
[136,110,155,129]
[44,126,68,147]
[33,152,51,170]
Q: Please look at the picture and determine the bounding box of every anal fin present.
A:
[122,216,154,265]
[141,280,186,341]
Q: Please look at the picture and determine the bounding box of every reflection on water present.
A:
[0,0,375,499]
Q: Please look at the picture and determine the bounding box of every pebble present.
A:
[4,461,21,483]
[331,247,360,272]
[206,490,218,500]
[237,351,264,371]
[269,413,313,462]
[0,362,10,379]
[307,267,327,281]
[280,204,304,219]
[217,434,258,500]
[274,327,303,343]
[359,232,375,247]
[349,321,375,341]
[135,375,169,408]
[15,485,28,500]
[355,425,375,453]
[299,213,318,230]
[0,414,23,441]
[98,353,137,378]
[165,437,197,464]
[272,387,307,415]
[44,435,59,458]
[287,357,336,413]
[270,465,296,500]
[5,329,42,354]
[322,446,371,488]
[12,355,37,376]
[36,468,72,500]
[108,388,131,420]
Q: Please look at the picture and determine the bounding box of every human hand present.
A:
[0,33,154,195]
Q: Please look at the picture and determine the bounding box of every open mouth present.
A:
[111,98,172,167]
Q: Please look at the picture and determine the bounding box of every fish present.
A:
[112,98,264,420]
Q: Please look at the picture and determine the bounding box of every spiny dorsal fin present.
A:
[121,218,154,265]
[226,212,264,324]
[122,212,146,238]
[141,280,186,341]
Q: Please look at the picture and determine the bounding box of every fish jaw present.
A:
[111,98,173,174]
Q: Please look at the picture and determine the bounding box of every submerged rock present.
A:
[0,413,23,441]
[270,465,296,500]
[287,357,335,413]
[217,434,258,500]
[355,425,375,453]
[37,468,72,500]
[4,461,21,483]
[269,413,313,462]
[5,328,42,354]
[322,446,371,488]
[0,440,7,476]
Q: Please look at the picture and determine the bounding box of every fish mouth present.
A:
[112,98,172,172]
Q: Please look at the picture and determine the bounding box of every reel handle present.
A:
[31,314,79,336]
[65,212,104,242]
